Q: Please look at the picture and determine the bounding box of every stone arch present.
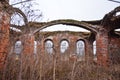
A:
[33,19,97,34]
[44,39,54,54]
[60,39,69,53]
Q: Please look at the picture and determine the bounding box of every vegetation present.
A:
[0,51,120,80]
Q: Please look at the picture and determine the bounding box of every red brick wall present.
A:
[109,36,120,64]
[41,32,89,61]
[22,34,35,55]
[0,11,10,69]
[96,30,109,66]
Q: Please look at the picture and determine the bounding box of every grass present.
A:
[0,51,120,80]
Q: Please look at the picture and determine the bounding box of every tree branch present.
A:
[11,0,33,6]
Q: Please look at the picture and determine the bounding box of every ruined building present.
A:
[0,1,120,72]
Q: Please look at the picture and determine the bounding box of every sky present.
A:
[10,0,120,32]
[35,0,119,32]
[35,0,119,21]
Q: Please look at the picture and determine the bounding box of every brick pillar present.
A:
[0,6,10,69]
[53,37,59,54]
[22,34,34,55]
[69,37,77,61]
[20,34,35,80]
[41,38,45,54]
[85,40,93,61]
[96,29,109,66]
[69,37,76,55]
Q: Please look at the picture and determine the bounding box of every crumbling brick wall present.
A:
[109,34,120,64]
[0,4,10,69]
[39,32,91,61]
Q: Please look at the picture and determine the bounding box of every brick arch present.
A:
[33,19,97,34]
[10,7,28,28]
[76,39,86,43]
[59,39,70,44]
[44,38,54,42]
[75,39,86,48]
[44,39,54,46]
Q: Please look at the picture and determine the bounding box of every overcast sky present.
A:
[35,0,119,21]
[10,0,119,32]
[34,0,119,31]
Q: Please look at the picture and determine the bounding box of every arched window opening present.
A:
[14,40,22,55]
[60,40,69,53]
[45,40,53,54]
[93,41,96,56]
[76,40,85,56]
[34,41,37,54]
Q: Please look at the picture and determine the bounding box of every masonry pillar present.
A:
[19,34,35,80]
[53,37,59,55]
[69,37,76,55]
[96,29,109,66]
[85,40,93,62]
[21,34,35,65]
[22,34,34,55]
[0,3,10,69]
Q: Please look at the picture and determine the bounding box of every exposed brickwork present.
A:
[96,29,109,66]
[0,3,120,70]
[18,30,120,67]
[20,34,35,70]
[21,34,35,55]
[39,32,90,61]
[0,10,10,69]
[109,35,120,64]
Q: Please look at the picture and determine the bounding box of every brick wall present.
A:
[0,9,10,69]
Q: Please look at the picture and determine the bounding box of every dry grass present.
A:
[0,49,120,80]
